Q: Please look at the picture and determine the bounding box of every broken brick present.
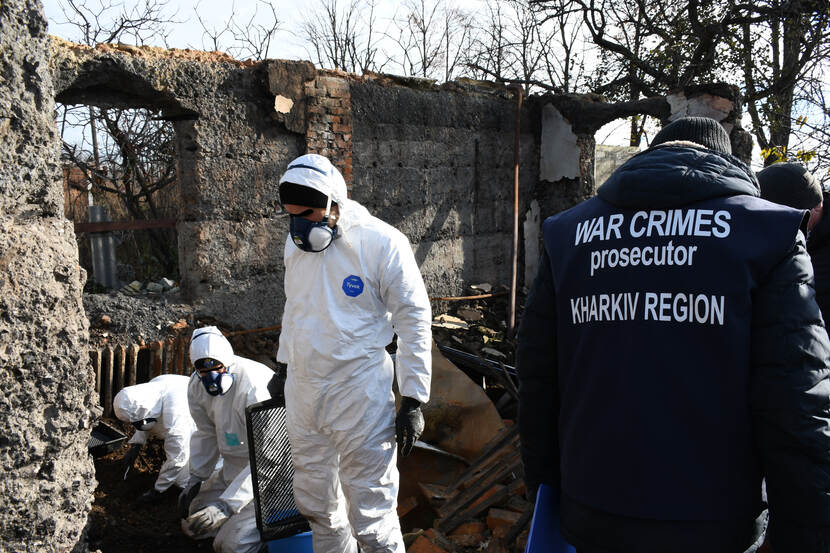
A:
[407,535,447,553]
[486,507,522,532]
[449,521,486,547]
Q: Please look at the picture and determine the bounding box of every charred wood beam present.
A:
[544,94,671,135]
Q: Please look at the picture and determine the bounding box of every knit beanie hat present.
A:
[758,162,822,209]
[279,182,331,208]
[651,116,732,155]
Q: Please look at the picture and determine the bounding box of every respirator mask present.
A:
[288,196,338,253]
[195,358,234,396]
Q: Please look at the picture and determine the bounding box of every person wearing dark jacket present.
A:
[758,162,830,331]
[517,116,830,553]
[808,193,830,329]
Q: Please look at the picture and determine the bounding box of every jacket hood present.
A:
[598,144,760,210]
[189,326,235,368]
[113,381,164,422]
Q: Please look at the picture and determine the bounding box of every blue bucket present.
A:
[267,531,313,553]
[525,484,576,553]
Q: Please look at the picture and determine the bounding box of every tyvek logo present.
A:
[342,275,364,297]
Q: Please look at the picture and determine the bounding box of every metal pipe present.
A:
[507,86,523,338]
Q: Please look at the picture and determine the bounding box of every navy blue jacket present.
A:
[517,145,830,553]
[808,192,830,331]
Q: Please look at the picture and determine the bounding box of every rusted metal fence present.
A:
[90,335,191,417]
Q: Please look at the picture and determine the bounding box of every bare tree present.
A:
[301,0,387,73]
[55,0,175,46]
[390,0,474,81]
[466,0,588,93]
[61,108,179,275]
[54,0,181,280]
[735,1,830,169]
[193,0,282,61]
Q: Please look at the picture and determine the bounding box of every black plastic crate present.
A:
[246,399,310,542]
[87,420,128,457]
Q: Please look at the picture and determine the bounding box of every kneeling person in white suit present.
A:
[113,374,195,503]
[179,326,273,553]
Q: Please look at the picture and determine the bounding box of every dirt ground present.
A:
[84,287,520,552]
[87,421,212,553]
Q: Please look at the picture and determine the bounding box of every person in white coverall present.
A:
[178,326,273,553]
[113,374,195,502]
[276,154,433,553]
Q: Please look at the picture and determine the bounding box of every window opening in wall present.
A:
[57,104,180,293]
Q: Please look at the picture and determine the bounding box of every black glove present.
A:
[137,488,163,504]
[395,397,424,457]
[178,480,202,519]
[268,372,285,404]
[122,444,141,480]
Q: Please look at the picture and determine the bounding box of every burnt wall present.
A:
[350,81,539,296]
[52,45,308,328]
[0,1,96,551]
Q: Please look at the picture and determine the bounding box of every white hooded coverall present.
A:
[277,154,433,553]
[187,326,274,553]
[113,374,195,491]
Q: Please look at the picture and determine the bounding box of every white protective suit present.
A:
[277,154,433,553]
[187,326,274,553]
[113,374,195,491]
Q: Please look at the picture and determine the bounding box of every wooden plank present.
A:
[165,338,176,374]
[127,344,139,386]
[102,347,114,417]
[446,425,519,493]
[90,350,101,395]
[151,341,163,379]
[74,218,177,233]
[114,345,126,398]
[440,448,520,517]
[439,478,524,535]
[439,458,523,523]
[176,336,186,374]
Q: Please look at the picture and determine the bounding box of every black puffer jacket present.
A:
[808,192,830,330]
[517,144,830,553]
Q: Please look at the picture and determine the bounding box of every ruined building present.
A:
[1,0,752,550]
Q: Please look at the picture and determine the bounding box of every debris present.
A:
[99,315,112,326]
[480,347,506,359]
[159,277,175,291]
[456,307,484,322]
[146,282,164,293]
[120,280,142,296]
[471,283,493,293]
[486,508,522,533]
[448,521,486,547]
[170,319,188,331]
[408,534,448,553]
[432,314,469,330]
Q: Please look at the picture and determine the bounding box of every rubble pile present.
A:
[404,426,530,553]
[430,284,516,366]
[84,291,194,349]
